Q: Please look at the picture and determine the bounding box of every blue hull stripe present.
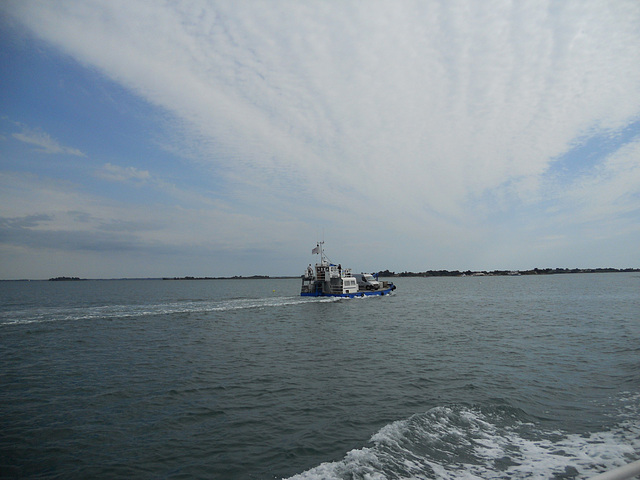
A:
[301,286,395,298]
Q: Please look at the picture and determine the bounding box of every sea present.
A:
[1,273,639,479]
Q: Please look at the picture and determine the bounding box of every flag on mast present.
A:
[312,244,320,255]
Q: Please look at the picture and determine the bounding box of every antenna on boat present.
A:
[321,229,326,264]
[312,240,327,265]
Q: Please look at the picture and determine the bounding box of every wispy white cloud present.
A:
[9,2,637,204]
[1,0,640,276]
[559,138,640,229]
[12,127,85,156]
[0,171,306,272]
[96,163,150,182]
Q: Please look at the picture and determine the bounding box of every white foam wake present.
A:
[0,294,337,326]
[286,400,640,480]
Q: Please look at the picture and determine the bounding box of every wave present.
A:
[0,294,342,326]
[286,400,640,480]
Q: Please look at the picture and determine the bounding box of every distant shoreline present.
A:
[6,268,630,282]
[165,267,640,280]
[379,267,640,277]
[162,275,281,281]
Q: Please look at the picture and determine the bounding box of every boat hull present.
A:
[301,284,396,298]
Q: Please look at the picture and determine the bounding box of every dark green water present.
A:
[1,274,639,479]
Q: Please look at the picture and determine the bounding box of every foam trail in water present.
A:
[0,294,339,326]
[286,402,640,480]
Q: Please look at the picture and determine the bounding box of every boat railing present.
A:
[588,459,640,480]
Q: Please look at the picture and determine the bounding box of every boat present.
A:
[300,242,396,298]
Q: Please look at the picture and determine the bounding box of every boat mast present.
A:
[318,241,325,265]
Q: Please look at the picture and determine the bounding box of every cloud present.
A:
[0,213,141,252]
[0,213,53,229]
[12,127,85,156]
[0,171,305,261]
[97,163,150,182]
[559,138,640,230]
[6,2,638,210]
[1,1,639,275]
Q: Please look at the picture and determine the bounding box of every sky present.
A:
[1,0,639,279]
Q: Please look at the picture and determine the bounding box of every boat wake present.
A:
[286,398,640,480]
[0,295,341,326]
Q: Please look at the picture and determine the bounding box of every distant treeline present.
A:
[164,275,273,280]
[44,268,638,282]
[377,267,640,277]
